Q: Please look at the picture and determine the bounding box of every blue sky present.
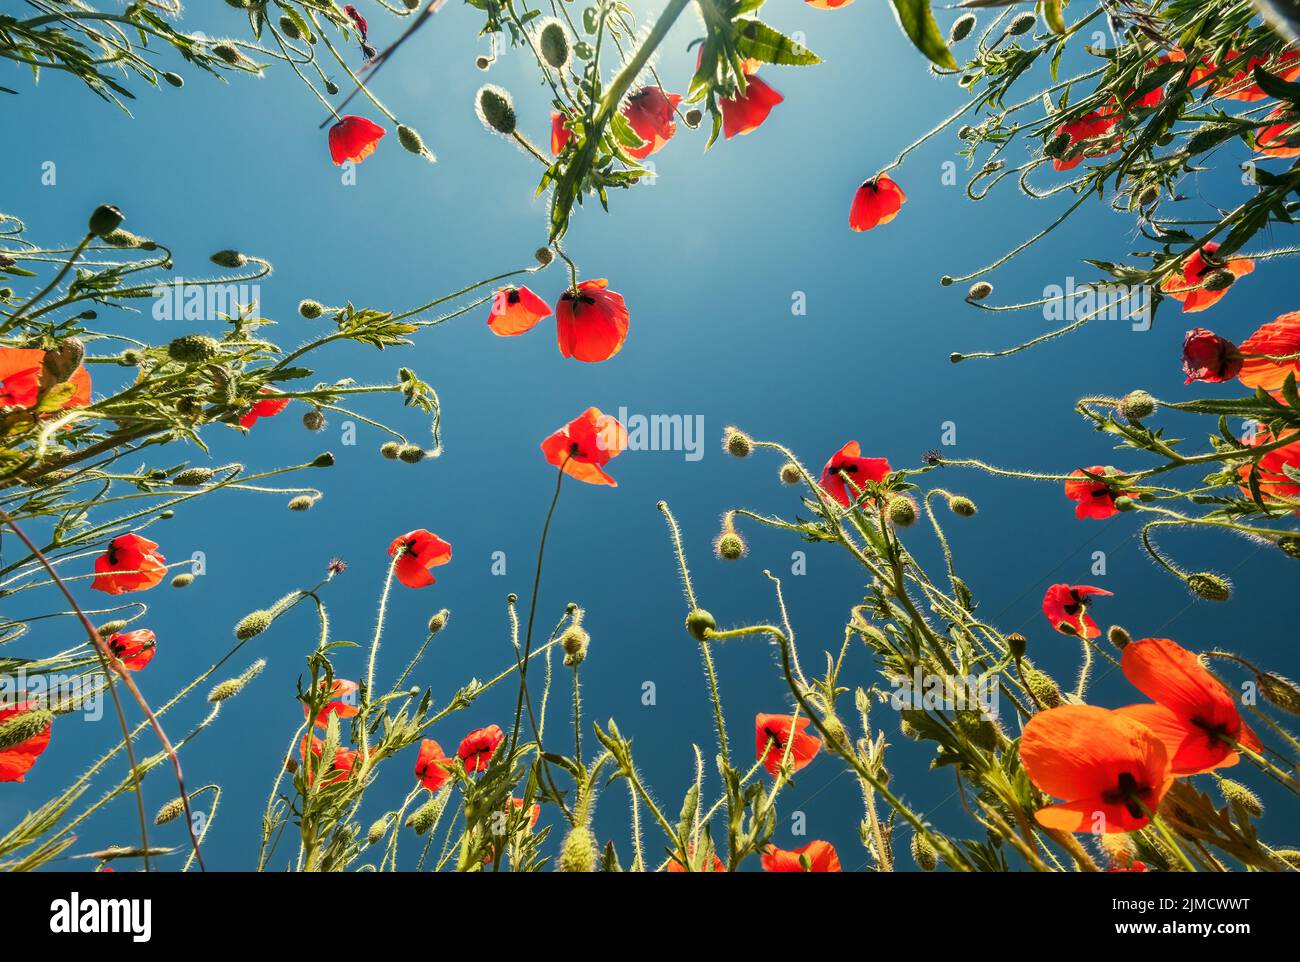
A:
[2,2,1296,870]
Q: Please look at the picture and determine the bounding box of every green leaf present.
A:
[890,0,958,71]
[1252,65,1300,108]
[733,20,821,67]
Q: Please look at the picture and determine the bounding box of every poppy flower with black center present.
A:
[457,724,504,773]
[1237,427,1300,510]
[667,845,726,872]
[621,86,682,160]
[1160,243,1254,313]
[540,406,628,486]
[91,533,167,595]
[0,701,53,783]
[1064,465,1133,520]
[328,115,386,165]
[107,629,157,672]
[1237,311,1300,391]
[1052,110,1119,170]
[819,441,891,507]
[556,278,629,362]
[1020,704,1173,833]
[240,388,290,428]
[1041,583,1111,639]
[414,738,455,791]
[1253,107,1300,159]
[387,529,452,589]
[760,840,842,872]
[755,713,822,777]
[551,111,574,155]
[720,70,784,139]
[849,174,907,232]
[1115,637,1262,776]
[305,679,360,729]
[1181,328,1242,384]
[487,285,551,337]
[301,735,357,786]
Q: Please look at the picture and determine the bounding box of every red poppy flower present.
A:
[1254,106,1300,158]
[755,713,822,777]
[388,529,452,589]
[328,115,386,165]
[301,735,357,786]
[1115,638,1261,775]
[107,629,156,672]
[1020,705,1173,833]
[1238,427,1300,509]
[415,738,455,791]
[305,679,360,729]
[1160,243,1254,313]
[667,846,727,872]
[343,4,368,39]
[1182,328,1242,384]
[0,348,44,408]
[1238,312,1300,391]
[1108,861,1148,872]
[819,441,891,507]
[556,278,629,362]
[457,724,504,773]
[1120,58,1169,110]
[720,71,783,139]
[1042,583,1111,639]
[91,533,167,595]
[487,285,552,337]
[240,388,290,428]
[622,86,682,159]
[540,406,628,486]
[1208,49,1300,101]
[761,840,842,872]
[0,701,53,783]
[551,111,574,155]
[805,0,854,7]
[1064,465,1133,520]
[1052,111,1119,171]
[511,796,541,830]
[849,174,907,232]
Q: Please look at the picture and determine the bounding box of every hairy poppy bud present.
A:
[557,825,598,872]
[325,79,340,95]
[103,229,154,250]
[210,250,247,269]
[476,85,517,135]
[1008,12,1036,35]
[966,281,993,301]
[1202,269,1235,292]
[298,299,325,319]
[398,444,426,464]
[954,712,1000,751]
[278,15,301,39]
[1022,667,1062,709]
[1044,132,1071,158]
[723,426,751,458]
[88,204,124,238]
[714,531,746,561]
[1278,536,1300,560]
[288,495,315,511]
[947,495,977,517]
[911,831,937,871]
[172,467,215,486]
[406,798,440,834]
[949,13,976,44]
[398,124,436,162]
[234,610,273,641]
[1107,625,1131,649]
[562,626,590,667]
[1099,832,1137,869]
[1257,672,1300,715]
[208,660,265,702]
[534,246,555,266]
[779,462,801,485]
[476,55,492,70]
[97,620,128,637]
[213,43,241,65]
[887,495,918,527]
[302,410,326,431]
[366,816,391,845]
[1186,572,1231,602]
[1138,185,1160,207]
[428,608,450,635]
[154,796,186,826]
[312,452,335,468]
[380,441,402,459]
[117,349,140,367]
[539,19,571,70]
[686,608,716,642]
[1118,389,1156,422]
[171,573,194,588]
[0,708,53,751]
[168,334,221,364]
[1006,632,1027,660]
[1219,778,1263,818]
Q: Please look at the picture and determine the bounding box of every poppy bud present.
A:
[940,275,955,287]
[98,620,128,637]
[0,708,54,751]
[1279,850,1300,871]
[714,531,746,561]
[154,796,186,826]
[561,626,590,666]
[1138,185,1160,207]
[1219,778,1263,818]
[302,410,326,431]
[949,13,976,44]
[402,0,419,8]
[1008,12,1036,35]
[398,124,436,162]
[1278,536,1300,560]
[213,43,241,65]
[534,247,555,266]
[949,352,964,364]
[210,250,247,269]
[1186,571,1231,602]
[557,825,598,872]
[723,426,752,458]
[288,495,315,511]
[299,299,325,319]
[380,441,402,459]
[1006,632,1027,660]
[476,55,492,70]
[168,334,221,364]
[947,495,977,517]
[88,204,124,238]
[366,816,391,845]
[398,444,426,464]
[163,72,184,87]
[1044,132,1071,158]
[1107,625,1131,649]
[1257,671,1300,715]
[208,660,265,702]
[966,281,993,301]
[171,573,194,588]
[312,452,335,468]
[1118,389,1157,422]
[476,85,517,135]
[911,831,938,871]
[685,608,716,641]
[779,462,801,485]
[278,15,301,39]
[172,467,215,486]
[539,19,572,70]
[102,229,153,250]
[234,610,273,641]
[1099,832,1137,869]
[954,711,1000,751]
[325,79,340,95]
[406,798,441,834]
[1022,667,1062,709]
[428,608,450,635]
[887,495,918,527]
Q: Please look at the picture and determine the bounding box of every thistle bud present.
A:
[1022,667,1062,709]
[298,299,325,319]
[534,247,555,266]
[966,281,993,301]
[234,610,273,641]
[1186,572,1231,602]
[779,462,801,485]
[949,13,976,44]
[172,467,215,486]
[685,608,716,642]
[1219,778,1263,818]
[380,441,403,459]
[561,626,590,667]
[302,410,326,431]
[557,825,598,872]
[539,19,572,70]
[428,608,450,635]
[312,452,335,468]
[1202,269,1235,293]
[171,573,194,588]
[1008,12,1036,35]
[398,125,436,162]
[911,831,937,871]
[887,495,918,528]
[88,204,124,238]
[1107,625,1131,650]
[398,444,426,464]
[1118,389,1157,422]
[476,85,517,135]
[723,426,751,458]
[1006,632,1027,660]
[0,708,53,751]
[154,796,187,826]
[288,495,315,511]
[168,334,221,364]
[947,495,977,517]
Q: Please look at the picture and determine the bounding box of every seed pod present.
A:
[1006,632,1027,660]
[1108,625,1132,649]
[534,247,555,266]
[312,452,335,468]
